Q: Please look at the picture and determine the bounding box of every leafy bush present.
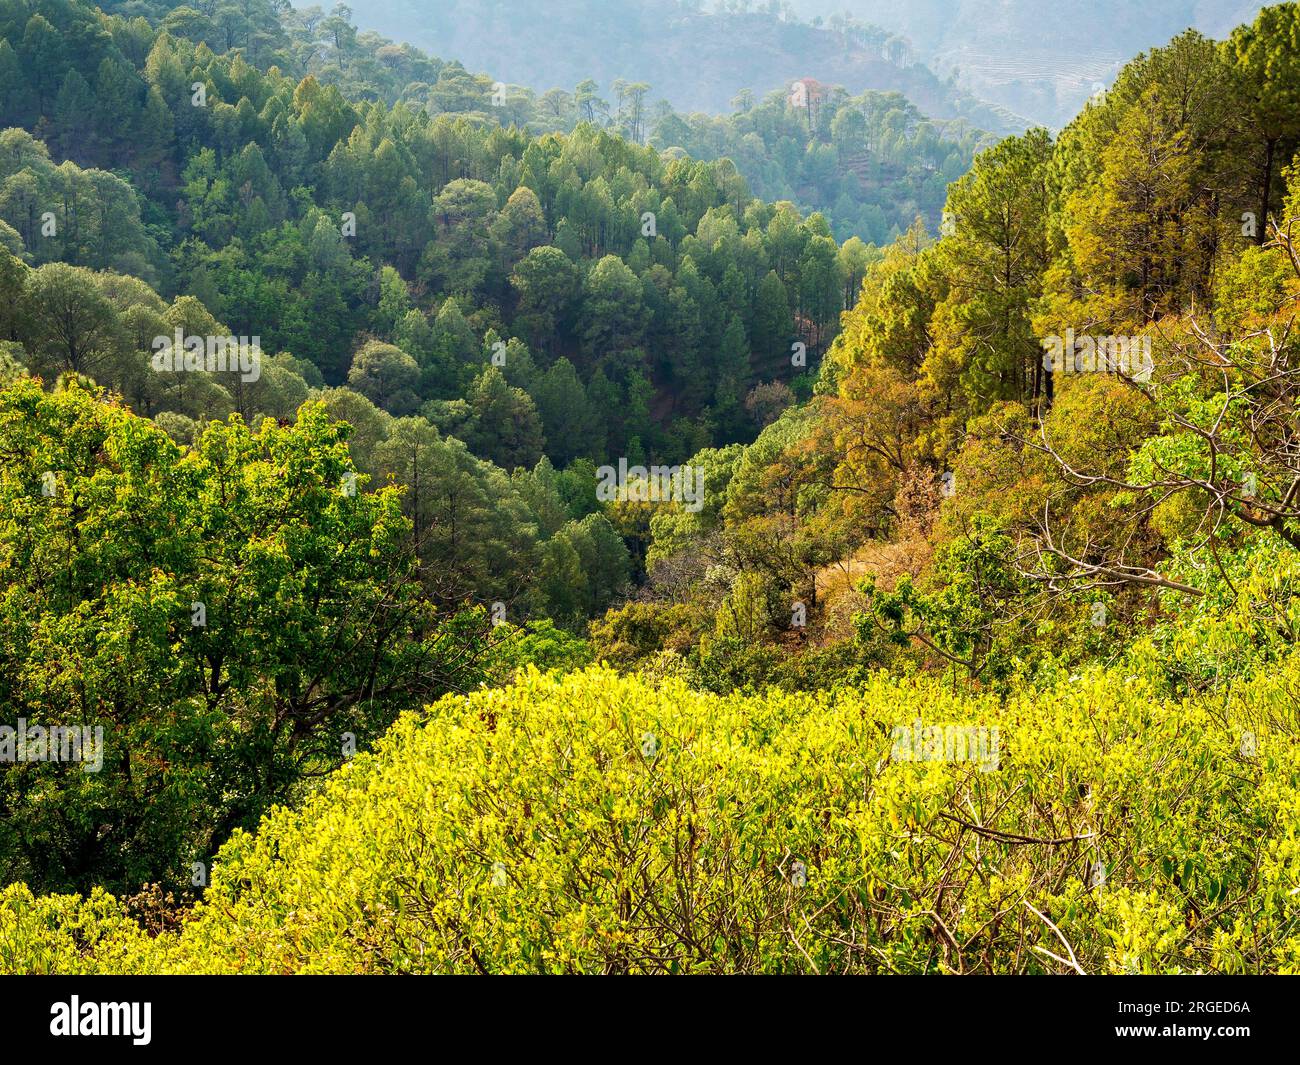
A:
[5,658,1297,974]
[0,379,497,895]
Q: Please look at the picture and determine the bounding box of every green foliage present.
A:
[0,129,166,284]
[0,0,873,469]
[0,379,496,894]
[653,87,989,244]
[7,0,1300,983]
[859,520,1029,682]
[6,659,1299,973]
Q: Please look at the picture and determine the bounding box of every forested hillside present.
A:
[652,84,987,243]
[3,0,1300,979]
[78,0,993,241]
[601,8,1300,701]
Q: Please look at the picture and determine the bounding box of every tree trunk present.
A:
[1259,137,1277,245]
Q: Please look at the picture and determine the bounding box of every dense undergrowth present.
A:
[4,655,1297,975]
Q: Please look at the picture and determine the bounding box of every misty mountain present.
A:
[794,0,1266,125]
[340,0,1024,131]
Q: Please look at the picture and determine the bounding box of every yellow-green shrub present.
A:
[3,659,1298,974]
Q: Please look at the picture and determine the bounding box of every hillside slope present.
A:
[4,663,1298,974]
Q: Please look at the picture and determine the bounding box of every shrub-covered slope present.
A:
[5,661,1297,974]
